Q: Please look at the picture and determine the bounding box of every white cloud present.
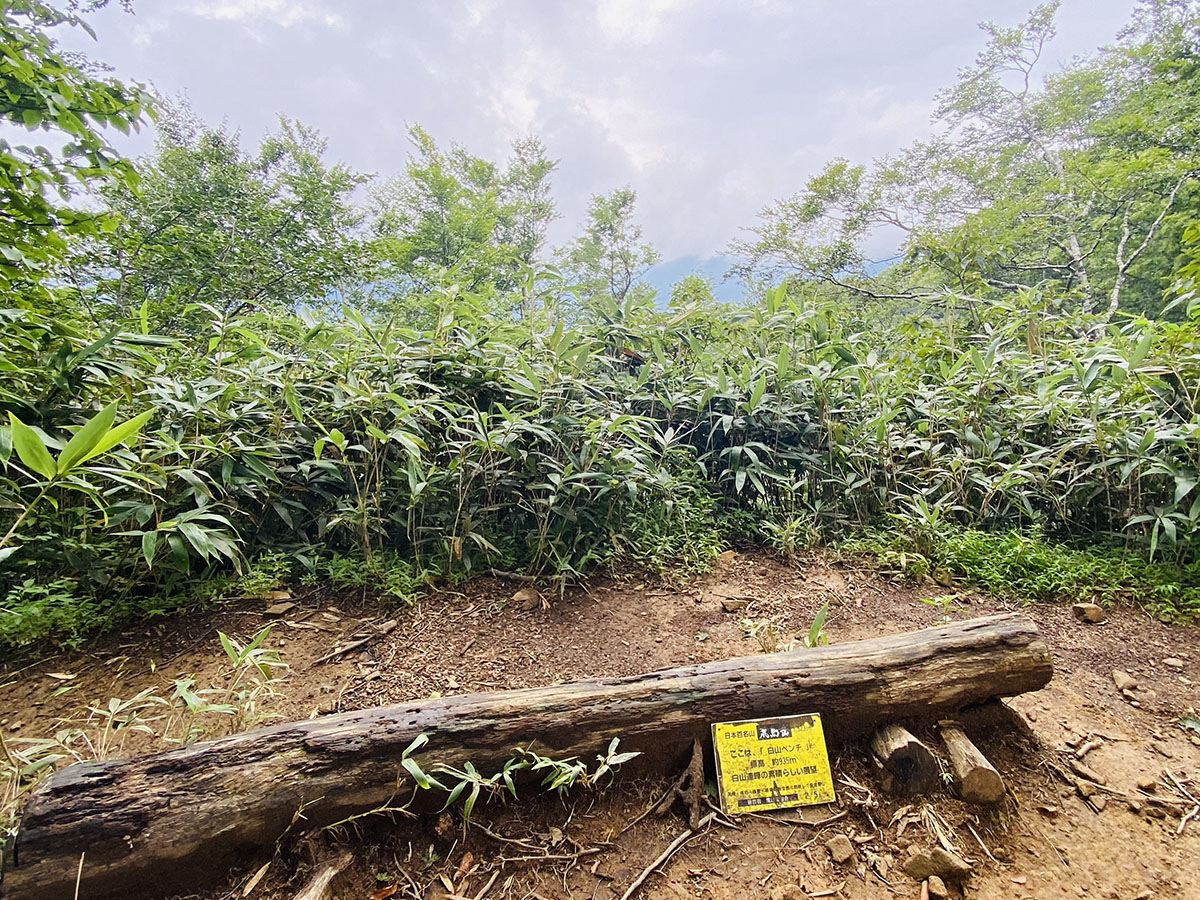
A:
[488,76,542,139]
[130,15,167,48]
[463,0,499,30]
[189,0,344,29]
[574,88,671,172]
[75,0,1141,260]
[594,0,695,46]
[825,87,935,141]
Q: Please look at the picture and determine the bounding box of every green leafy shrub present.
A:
[6,273,1200,644]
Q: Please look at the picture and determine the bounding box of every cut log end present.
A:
[871,723,940,795]
[939,719,1006,805]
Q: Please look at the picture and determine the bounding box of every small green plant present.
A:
[79,688,167,760]
[0,578,97,649]
[619,475,724,576]
[431,759,512,828]
[321,551,427,603]
[1,727,83,846]
[801,602,830,648]
[521,737,641,796]
[919,594,962,624]
[760,513,821,562]
[216,626,287,731]
[838,525,1200,622]
[592,737,642,784]
[1,628,287,851]
[520,750,587,796]
[236,551,292,597]
[2,404,154,559]
[343,734,643,834]
[739,616,784,653]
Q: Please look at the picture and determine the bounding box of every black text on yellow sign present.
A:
[711,713,836,813]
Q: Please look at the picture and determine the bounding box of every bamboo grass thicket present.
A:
[3,282,1200,646]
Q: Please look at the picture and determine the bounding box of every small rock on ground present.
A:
[826,833,855,865]
[263,601,297,617]
[1072,602,1106,623]
[927,875,949,899]
[903,846,973,882]
[512,587,542,611]
[1112,670,1138,692]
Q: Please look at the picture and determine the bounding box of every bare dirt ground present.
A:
[2,549,1198,900]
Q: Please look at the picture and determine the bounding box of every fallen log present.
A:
[3,613,1051,900]
[871,723,939,795]
[939,719,1006,805]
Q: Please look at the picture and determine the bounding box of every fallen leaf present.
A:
[241,860,270,896]
[454,851,474,882]
[370,885,397,900]
[46,672,76,681]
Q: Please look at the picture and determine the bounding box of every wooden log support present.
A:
[939,719,1006,805]
[871,723,940,795]
[2,613,1051,900]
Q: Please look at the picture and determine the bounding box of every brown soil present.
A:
[2,550,1198,900]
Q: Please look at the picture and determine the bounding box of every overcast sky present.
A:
[67,0,1141,266]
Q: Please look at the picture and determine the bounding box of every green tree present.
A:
[558,187,660,307]
[0,0,147,301]
[921,0,1199,316]
[726,158,923,300]
[669,273,717,310]
[731,1,1200,317]
[69,103,370,328]
[369,126,557,316]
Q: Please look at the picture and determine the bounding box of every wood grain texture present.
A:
[939,719,1007,804]
[2,613,1051,900]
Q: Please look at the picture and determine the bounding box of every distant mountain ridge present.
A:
[641,255,744,304]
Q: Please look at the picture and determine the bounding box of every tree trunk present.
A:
[3,614,1051,900]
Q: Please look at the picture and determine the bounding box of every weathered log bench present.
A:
[2,613,1052,900]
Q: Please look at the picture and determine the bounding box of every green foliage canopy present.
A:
[730,1,1200,318]
[0,0,147,301]
[68,104,371,329]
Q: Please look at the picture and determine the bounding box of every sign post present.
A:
[711,712,836,813]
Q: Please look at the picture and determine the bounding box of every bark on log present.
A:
[3,613,1051,900]
[939,719,1006,804]
[870,723,939,795]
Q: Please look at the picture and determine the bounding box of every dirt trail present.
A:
[2,550,1197,900]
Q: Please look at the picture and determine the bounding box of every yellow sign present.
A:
[711,713,836,813]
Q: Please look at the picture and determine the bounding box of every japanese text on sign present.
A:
[711,713,836,813]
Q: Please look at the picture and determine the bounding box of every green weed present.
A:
[842,526,1200,621]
